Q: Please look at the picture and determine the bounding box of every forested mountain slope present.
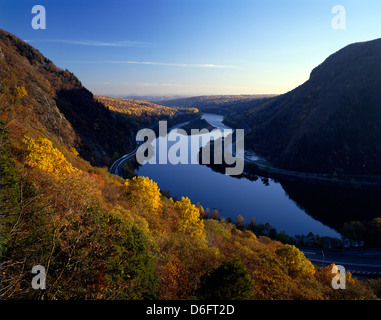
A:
[245,38,381,175]
[0,29,134,166]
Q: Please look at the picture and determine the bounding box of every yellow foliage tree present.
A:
[109,204,150,236]
[16,86,27,98]
[275,244,315,280]
[23,136,80,179]
[124,176,161,214]
[174,197,205,238]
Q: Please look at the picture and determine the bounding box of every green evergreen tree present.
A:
[197,258,254,300]
[123,225,159,299]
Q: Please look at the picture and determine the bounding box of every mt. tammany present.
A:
[245,38,381,175]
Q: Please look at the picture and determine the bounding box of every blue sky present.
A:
[1,0,381,96]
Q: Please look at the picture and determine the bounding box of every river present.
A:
[135,113,381,239]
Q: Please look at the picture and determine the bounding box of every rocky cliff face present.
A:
[0,46,4,61]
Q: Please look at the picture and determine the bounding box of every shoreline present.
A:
[243,154,381,189]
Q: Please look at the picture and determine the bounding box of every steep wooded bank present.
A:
[0,29,134,166]
[244,39,381,175]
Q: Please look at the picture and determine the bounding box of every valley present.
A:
[1,26,381,302]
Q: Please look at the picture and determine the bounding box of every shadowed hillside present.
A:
[245,39,381,175]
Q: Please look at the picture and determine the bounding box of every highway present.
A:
[300,247,381,277]
[109,143,141,177]
[244,150,381,187]
[109,121,191,177]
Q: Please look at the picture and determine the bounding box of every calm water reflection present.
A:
[135,113,381,238]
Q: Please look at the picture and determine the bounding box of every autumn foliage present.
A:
[23,136,79,179]
[124,176,161,214]
[1,125,379,300]
[0,29,379,301]
[96,96,178,119]
[174,197,205,239]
